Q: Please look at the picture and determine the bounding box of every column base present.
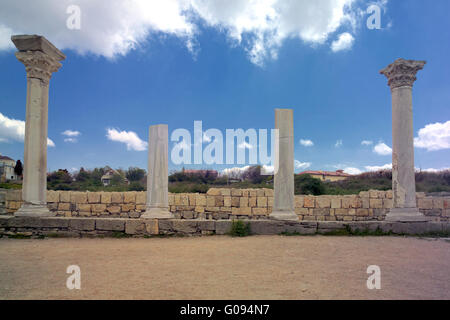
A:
[14,203,55,217]
[269,210,299,221]
[141,207,174,219]
[385,208,430,222]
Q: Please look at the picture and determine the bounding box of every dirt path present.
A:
[0,236,449,300]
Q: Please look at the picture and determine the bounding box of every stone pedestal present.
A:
[11,35,65,217]
[269,109,298,221]
[380,58,428,222]
[142,125,173,219]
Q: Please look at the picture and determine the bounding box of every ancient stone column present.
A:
[380,58,428,222]
[12,35,65,217]
[269,109,298,221]
[142,124,174,219]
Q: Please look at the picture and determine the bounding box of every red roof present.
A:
[0,155,14,161]
[298,170,352,177]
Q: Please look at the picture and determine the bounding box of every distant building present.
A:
[183,169,218,179]
[298,169,352,182]
[101,169,129,186]
[0,155,19,182]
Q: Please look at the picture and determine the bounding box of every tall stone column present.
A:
[142,124,174,219]
[12,35,65,217]
[269,109,298,221]
[380,58,428,222]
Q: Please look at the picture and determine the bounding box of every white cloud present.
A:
[238,141,254,149]
[361,140,373,146]
[0,0,362,65]
[62,130,80,137]
[221,165,250,178]
[365,163,392,171]
[299,139,314,147]
[414,121,450,151]
[343,167,362,175]
[64,138,77,143]
[0,112,55,147]
[335,139,343,148]
[373,142,392,156]
[294,160,311,171]
[106,128,147,151]
[420,167,450,173]
[330,32,354,52]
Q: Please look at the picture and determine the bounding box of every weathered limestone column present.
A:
[269,109,298,221]
[12,35,65,217]
[380,58,428,222]
[142,124,174,219]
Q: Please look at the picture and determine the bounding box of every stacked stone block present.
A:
[4,188,449,222]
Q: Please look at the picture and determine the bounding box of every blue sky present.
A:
[0,0,449,175]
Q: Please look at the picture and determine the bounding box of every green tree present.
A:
[126,167,146,182]
[294,174,325,195]
[14,160,23,177]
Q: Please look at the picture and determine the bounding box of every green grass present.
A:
[228,220,251,237]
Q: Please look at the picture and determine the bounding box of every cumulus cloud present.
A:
[0,112,55,147]
[62,130,81,137]
[294,160,311,171]
[0,0,362,65]
[361,140,373,146]
[106,128,147,151]
[414,121,450,151]
[365,163,392,171]
[373,142,392,156]
[330,32,354,52]
[343,167,362,175]
[299,139,314,147]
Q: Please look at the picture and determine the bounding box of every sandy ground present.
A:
[0,235,449,300]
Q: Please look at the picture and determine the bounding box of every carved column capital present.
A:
[15,51,62,86]
[380,58,426,90]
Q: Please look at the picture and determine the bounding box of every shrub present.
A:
[229,220,251,237]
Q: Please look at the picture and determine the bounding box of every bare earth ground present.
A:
[0,236,449,300]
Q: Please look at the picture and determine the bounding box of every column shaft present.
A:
[270,109,297,221]
[142,124,173,219]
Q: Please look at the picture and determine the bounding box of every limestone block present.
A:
[220,207,232,213]
[386,190,393,199]
[256,189,265,197]
[240,197,249,207]
[111,192,123,204]
[188,194,197,206]
[96,219,125,231]
[107,206,121,214]
[195,206,205,213]
[121,204,135,212]
[264,189,274,197]
[77,203,91,212]
[294,196,304,208]
[416,192,426,199]
[231,189,242,196]
[342,196,358,209]
[71,192,87,204]
[383,198,393,209]
[334,209,348,215]
[168,193,175,205]
[418,198,433,209]
[316,197,331,208]
[101,192,112,204]
[69,218,95,231]
[221,189,231,196]
[136,204,146,211]
[370,198,383,209]
[123,192,136,203]
[47,190,59,203]
[304,196,315,208]
[231,197,240,207]
[58,203,70,211]
[313,208,330,216]
[252,207,267,215]
[215,196,224,207]
[369,190,380,198]
[433,198,444,209]
[92,204,107,213]
[356,209,369,216]
[257,197,267,207]
[125,220,145,235]
[205,206,220,212]
[180,194,189,206]
[359,191,369,198]
[224,196,232,207]
[172,220,198,233]
[196,194,206,206]
[207,188,221,196]
[295,207,309,215]
[59,191,70,203]
[87,192,101,204]
[232,207,252,215]
[361,198,370,209]
[331,197,341,209]
[206,196,215,207]
[268,197,273,208]
[136,192,146,205]
[248,197,257,207]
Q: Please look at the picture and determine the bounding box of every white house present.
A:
[0,155,19,182]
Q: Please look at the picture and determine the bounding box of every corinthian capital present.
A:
[11,35,65,86]
[380,58,426,90]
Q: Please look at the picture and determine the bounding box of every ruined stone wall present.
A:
[3,188,449,222]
